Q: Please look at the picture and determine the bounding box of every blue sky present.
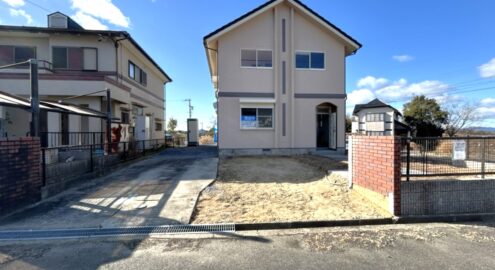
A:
[1,0,495,129]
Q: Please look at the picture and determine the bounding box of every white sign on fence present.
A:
[452,140,466,160]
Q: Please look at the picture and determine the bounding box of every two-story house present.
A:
[204,0,361,155]
[351,98,410,136]
[0,12,171,146]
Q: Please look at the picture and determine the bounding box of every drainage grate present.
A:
[0,224,235,240]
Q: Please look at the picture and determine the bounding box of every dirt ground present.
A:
[191,155,390,224]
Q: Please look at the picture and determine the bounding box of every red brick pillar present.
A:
[350,135,402,216]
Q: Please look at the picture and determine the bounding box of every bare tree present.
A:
[444,102,480,137]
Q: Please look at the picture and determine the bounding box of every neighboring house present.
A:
[0,12,171,146]
[351,98,410,136]
[204,0,361,155]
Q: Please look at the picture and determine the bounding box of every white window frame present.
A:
[366,113,385,122]
[295,50,326,70]
[240,48,273,69]
[239,105,274,130]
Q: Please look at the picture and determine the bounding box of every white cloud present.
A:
[347,76,451,108]
[71,0,130,28]
[393,55,414,62]
[476,107,495,120]
[347,89,376,106]
[479,58,495,78]
[71,11,109,30]
[1,0,25,7]
[9,8,33,24]
[357,76,388,89]
[481,97,495,105]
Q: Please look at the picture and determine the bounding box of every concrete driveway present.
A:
[0,147,218,230]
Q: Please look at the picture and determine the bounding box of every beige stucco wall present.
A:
[119,42,166,139]
[215,2,348,150]
[293,11,346,94]
[217,10,275,93]
[293,98,345,148]
[218,97,275,149]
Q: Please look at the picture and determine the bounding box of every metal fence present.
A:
[40,132,105,147]
[401,136,495,180]
[41,139,167,186]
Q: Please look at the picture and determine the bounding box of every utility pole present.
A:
[184,99,193,118]
[30,59,39,137]
[106,88,112,152]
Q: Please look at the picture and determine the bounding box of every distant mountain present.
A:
[465,127,495,133]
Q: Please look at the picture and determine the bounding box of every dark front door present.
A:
[317,114,329,148]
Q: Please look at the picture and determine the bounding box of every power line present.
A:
[25,0,52,13]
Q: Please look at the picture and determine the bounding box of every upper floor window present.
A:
[128,61,147,86]
[0,45,36,67]
[121,110,130,124]
[52,47,97,70]
[366,113,385,122]
[155,122,163,131]
[241,49,272,68]
[295,52,325,69]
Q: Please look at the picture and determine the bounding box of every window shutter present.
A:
[83,48,97,70]
[68,47,83,70]
[141,70,147,86]
[0,46,14,66]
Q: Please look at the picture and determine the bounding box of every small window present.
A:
[367,131,384,136]
[155,122,163,131]
[83,48,97,70]
[0,46,14,66]
[257,108,273,128]
[14,46,36,64]
[132,104,143,117]
[241,50,257,67]
[295,52,310,69]
[121,111,130,124]
[140,70,147,86]
[241,49,272,68]
[129,61,136,79]
[310,52,325,69]
[0,46,36,67]
[295,51,325,69]
[52,47,68,69]
[52,47,96,70]
[366,113,385,122]
[240,107,273,129]
[257,50,272,67]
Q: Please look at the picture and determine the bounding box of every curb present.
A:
[396,213,494,224]
[235,218,397,231]
[234,213,495,231]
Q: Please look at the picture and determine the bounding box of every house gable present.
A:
[204,0,361,53]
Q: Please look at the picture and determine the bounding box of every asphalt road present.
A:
[1,220,495,269]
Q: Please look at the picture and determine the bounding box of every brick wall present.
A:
[349,135,401,215]
[0,137,42,216]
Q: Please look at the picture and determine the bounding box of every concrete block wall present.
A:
[401,180,495,216]
[0,137,41,216]
[350,135,401,215]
